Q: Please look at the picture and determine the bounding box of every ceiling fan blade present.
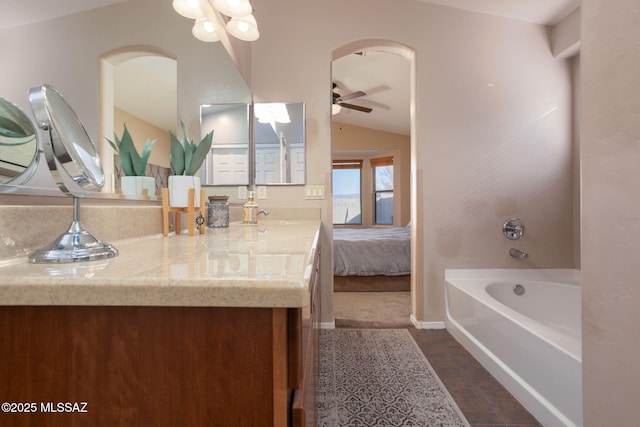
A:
[339,102,372,113]
[336,90,366,103]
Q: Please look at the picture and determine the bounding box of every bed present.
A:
[333,226,411,292]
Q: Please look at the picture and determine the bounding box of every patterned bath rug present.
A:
[318,328,470,427]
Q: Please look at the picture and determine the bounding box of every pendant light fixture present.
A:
[172,0,259,42]
[225,14,259,42]
[172,0,204,19]
[213,0,252,18]
[192,17,220,42]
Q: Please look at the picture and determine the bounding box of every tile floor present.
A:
[408,328,542,427]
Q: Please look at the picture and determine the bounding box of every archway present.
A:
[331,40,420,326]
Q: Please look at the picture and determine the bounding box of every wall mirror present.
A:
[200,103,250,185]
[0,0,251,199]
[254,102,305,185]
[0,97,39,186]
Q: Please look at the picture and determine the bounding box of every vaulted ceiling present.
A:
[332,0,580,136]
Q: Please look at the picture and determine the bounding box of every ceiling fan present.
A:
[332,83,372,113]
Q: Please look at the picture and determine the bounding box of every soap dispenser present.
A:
[243,191,258,224]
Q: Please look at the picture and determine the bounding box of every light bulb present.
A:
[226,14,259,41]
[213,0,253,18]
[238,21,249,32]
[173,0,204,19]
[193,18,220,42]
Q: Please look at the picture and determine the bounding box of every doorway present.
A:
[331,42,415,327]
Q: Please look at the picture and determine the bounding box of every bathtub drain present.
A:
[513,284,525,295]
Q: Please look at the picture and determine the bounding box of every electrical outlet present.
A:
[238,186,247,200]
[257,186,267,200]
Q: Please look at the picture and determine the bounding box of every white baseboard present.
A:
[320,321,336,329]
[410,314,445,329]
[320,319,442,329]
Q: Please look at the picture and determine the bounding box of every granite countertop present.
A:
[0,220,321,308]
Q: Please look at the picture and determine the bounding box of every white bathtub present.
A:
[444,269,582,427]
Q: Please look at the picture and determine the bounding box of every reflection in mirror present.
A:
[109,53,176,195]
[0,97,39,185]
[30,85,105,197]
[0,0,252,198]
[254,103,305,185]
[201,104,250,186]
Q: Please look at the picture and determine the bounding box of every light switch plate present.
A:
[238,186,247,200]
[305,184,325,200]
[257,186,267,200]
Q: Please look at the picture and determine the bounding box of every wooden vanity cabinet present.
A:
[0,257,321,427]
[292,252,321,427]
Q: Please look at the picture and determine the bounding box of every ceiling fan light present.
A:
[226,14,259,41]
[173,0,204,19]
[213,0,253,18]
[332,104,342,115]
[192,18,220,42]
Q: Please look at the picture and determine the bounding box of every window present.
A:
[332,160,362,224]
[372,157,393,225]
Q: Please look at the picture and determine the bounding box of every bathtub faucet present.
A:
[509,248,529,260]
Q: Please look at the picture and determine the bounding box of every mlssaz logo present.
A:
[40,402,88,413]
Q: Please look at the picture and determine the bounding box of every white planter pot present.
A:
[168,175,202,207]
[121,176,156,197]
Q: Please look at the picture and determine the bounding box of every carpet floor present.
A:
[333,291,412,328]
[318,328,470,427]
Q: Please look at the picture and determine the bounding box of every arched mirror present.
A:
[28,84,118,263]
[0,97,39,186]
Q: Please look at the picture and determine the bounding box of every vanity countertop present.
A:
[0,220,321,308]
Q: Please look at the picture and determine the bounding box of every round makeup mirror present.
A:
[29,84,104,197]
[28,84,118,263]
[0,97,39,186]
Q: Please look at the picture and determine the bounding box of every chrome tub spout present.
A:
[509,248,529,260]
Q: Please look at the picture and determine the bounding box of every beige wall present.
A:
[332,121,411,227]
[581,0,640,423]
[572,56,582,269]
[114,108,171,169]
[250,0,576,324]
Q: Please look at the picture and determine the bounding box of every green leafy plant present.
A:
[106,124,156,177]
[170,121,214,176]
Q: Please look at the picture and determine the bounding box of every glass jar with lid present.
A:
[207,195,229,228]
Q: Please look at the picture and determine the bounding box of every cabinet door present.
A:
[292,250,320,427]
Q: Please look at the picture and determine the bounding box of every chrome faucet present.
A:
[509,248,529,260]
[258,209,269,217]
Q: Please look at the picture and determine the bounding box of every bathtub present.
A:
[444,269,582,427]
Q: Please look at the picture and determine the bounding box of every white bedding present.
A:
[333,227,411,276]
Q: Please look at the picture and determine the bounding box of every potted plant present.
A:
[107,124,156,197]
[168,121,213,207]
